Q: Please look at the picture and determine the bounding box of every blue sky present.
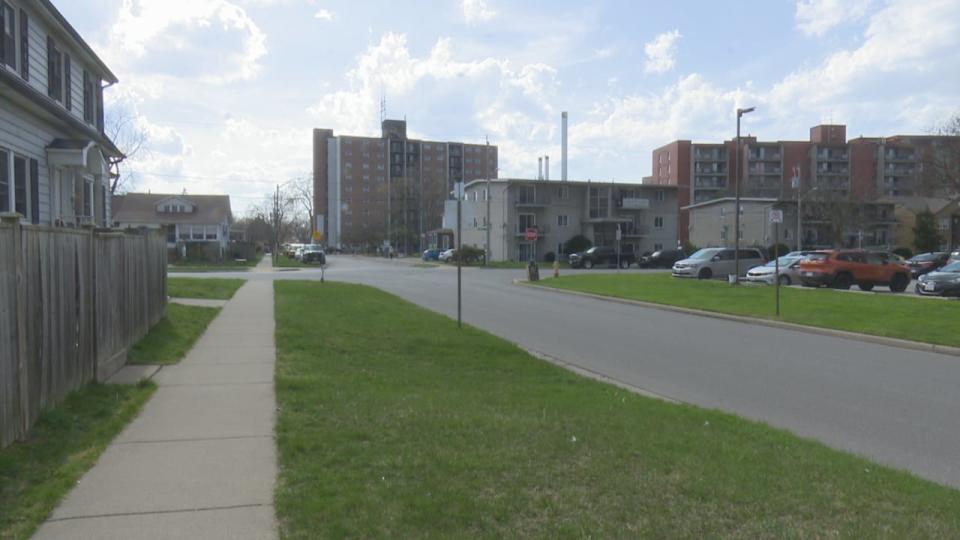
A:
[58,0,960,214]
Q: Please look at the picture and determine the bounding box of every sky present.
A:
[58,0,960,215]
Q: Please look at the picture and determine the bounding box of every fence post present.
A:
[1,214,28,436]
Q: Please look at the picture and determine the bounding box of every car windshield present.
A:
[586,247,598,254]
[939,261,960,273]
[764,256,800,268]
[689,248,720,260]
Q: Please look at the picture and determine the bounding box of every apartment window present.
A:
[0,149,7,212]
[47,37,63,101]
[654,216,664,229]
[557,215,568,227]
[655,190,664,202]
[1,1,14,69]
[558,185,569,200]
[518,213,536,233]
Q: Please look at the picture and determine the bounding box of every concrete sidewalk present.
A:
[34,281,278,540]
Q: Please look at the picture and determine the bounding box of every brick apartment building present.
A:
[651,124,960,244]
[312,119,497,253]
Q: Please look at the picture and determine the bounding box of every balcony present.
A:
[515,194,551,207]
[617,198,650,210]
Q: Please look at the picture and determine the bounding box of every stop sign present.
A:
[526,228,538,241]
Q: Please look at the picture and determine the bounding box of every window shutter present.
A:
[0,151,8,212]
[64,54,71,110]
[18,8,26,79]
[95,78,104,132]
[29,159,39,224]
[83,70,90,122]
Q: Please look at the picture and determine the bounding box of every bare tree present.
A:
[105,108,149,195]
[285,176,315,234]
[919,113,960,196]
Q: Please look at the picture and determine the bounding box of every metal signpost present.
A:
[616,225,622,273]
[456,184,462,329]
[770,209,784,316]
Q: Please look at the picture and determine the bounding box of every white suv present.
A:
[672,248,766,279]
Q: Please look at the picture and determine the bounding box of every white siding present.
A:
[0,99,54,223]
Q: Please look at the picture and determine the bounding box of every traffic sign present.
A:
[526,228,538,241]
[312,231,323,242]
[769,209,784,224]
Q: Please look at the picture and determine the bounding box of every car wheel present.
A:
[778,275,791,286]
[858,283,874,292]
[620,259,630,269]
[584,260,594,270]
[832,273,853,290]
[698,268,713,280]
[890,273,909,293]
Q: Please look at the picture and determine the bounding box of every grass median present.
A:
[168,277,245,300]
[168,253,263,273]
[128,303,220,364]
[536,273,960,348]
[274,280,960,538]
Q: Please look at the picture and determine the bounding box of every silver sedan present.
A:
[745,256,804,286]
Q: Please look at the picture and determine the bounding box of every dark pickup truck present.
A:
[569,246,635,269]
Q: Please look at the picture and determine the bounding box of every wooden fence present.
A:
[0,215,167,448]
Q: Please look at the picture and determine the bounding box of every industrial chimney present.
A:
[561,112,568,181]
[538,157,543,180]
[545,155,550,180]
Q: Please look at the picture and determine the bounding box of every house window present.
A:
[0,149,8,212]
[205,226,218,240]
[18,8,27,79]
[47,37,62,101]
[82,177,92,217]
[192,226,204,240]
[179,226,190,240]
[13,155,26,219]
[557,215,568,227]
[654,216,664,229]
[83,71,95,123]
[1,1,15,70]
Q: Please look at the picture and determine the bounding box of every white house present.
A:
[112,193,233,259]
[0,0,121,226]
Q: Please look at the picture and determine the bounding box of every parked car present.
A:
[638,249,685,269]
[949,251,960,264]
[569,246,635,269]
[439,248,456,262]
[798,249,911,292]
[672,248,766,279]
[422,249,440,261]
[906,252,949,278]
[745,255,805,285]
[301,246,326,265]
[916,261,960,297]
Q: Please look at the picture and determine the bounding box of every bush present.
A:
[892,247,913,259]
[564,235,592,254]
[451,245,485,265]
[682,241,699,256]
[544,252,556,263]
[766,243,792,258]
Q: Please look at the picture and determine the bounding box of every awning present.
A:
[46,139,110,176]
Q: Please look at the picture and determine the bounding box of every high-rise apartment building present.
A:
[652,124,960,241]
[312,120,497,252]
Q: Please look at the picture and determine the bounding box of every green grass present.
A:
[273,256,313,268]
[128,303,220,364]
[168,277,245,300]
[274,280,960,538]
[537,273,960,348]
[0,382,156,539]
[169,252,263,273]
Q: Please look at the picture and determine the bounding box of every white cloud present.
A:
[795,0,873,37]
[103,0,267,85]
[644,30,681,74]
[461,0,497,25]
[314,9,334,21]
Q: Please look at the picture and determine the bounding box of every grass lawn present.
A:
[168,252,263,273]
[168,277,245,300]
[273,256,314,268]
[536,273,960,348]
[0,383,156,539]
[128,303,220,364]
[274,280,960,538]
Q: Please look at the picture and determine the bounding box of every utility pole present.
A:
[456,185,462,328]
[794,164,802,252]
[734,106,755,284]
[485,138,491,266]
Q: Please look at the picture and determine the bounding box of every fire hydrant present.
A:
[553,259,560,278]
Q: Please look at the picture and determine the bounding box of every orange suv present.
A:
[799,250,911,292]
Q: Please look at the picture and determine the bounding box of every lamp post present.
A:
[734,106,755,284]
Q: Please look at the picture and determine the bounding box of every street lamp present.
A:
[734,106,755,284]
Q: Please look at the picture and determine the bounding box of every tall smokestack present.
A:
[545,155,550,180]
[538,157,543,180]
[561,112,568,181]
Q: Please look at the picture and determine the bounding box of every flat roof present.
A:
[463,178,679,190]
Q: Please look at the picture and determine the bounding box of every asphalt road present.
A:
[183,256,960,489]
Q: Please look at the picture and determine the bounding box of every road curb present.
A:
[515,279,960,358]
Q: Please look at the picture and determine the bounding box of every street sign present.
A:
[526,228,538,241]
[769,209,784,224]
[312,231,323,242]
